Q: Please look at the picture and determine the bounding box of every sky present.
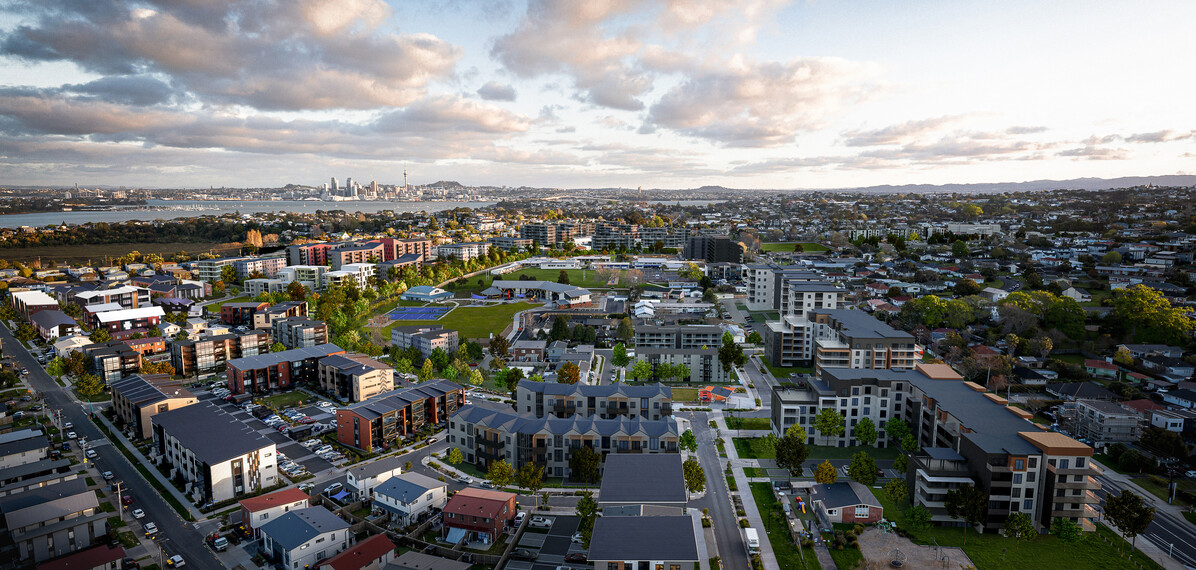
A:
[0,0,1194,190]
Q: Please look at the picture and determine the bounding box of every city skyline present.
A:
[1,0,1194,189]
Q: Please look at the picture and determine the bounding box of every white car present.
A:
[167,554,185,567]
[67,431,77,439]
[143,522,159,536]
[571,532,584,544]
[324,483,343,495]
[85,449,97,459]
[529,516,553,528]
[63,422,73,429]
[132,508,145,519]
[102,471,114,480]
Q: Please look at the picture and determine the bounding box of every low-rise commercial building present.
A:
[151,401,279,503]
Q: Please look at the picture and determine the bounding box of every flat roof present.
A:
[227,343,343,370]
[151,401,274,464]
[588,516,698,561]
[812,308,913,340]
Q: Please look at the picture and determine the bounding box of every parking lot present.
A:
[504,515,589,569]
[199,387,339,477]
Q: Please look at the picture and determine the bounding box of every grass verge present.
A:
[726,416,772,431]
[749,482,820,569]
[382,302,536,340]
[733,437,776,460]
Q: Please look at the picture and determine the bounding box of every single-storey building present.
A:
[811,481,883,524]
[399,286,453,302]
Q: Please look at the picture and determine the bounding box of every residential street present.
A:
[0,323,221,569]
[690,410,749,570]
[1094,470,1195,569]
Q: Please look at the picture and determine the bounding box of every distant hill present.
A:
[823,175,1196,194]
[429,180,465,188]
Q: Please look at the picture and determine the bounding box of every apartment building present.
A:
[109,374,198,439]
[287,243,333,266]
[634,324,723,350]
[93,306,164,335]
[490,236,532,252]
[272,317,328,349]
[83,341,141,384]
[635,347,727,384]
[323,263,373,289]
[171,330,272,377]
[330,242,385,269]
[515,381,673,420]
[10,290,59,319]
[72,285,150,309]
[227,343,345,394]
[448,405,679,477]
[375,254,424,280]
[318,353,395,402]
[0,479,106,564]
[783,281,845,318]
[252,301,309,330]
[639,226,691,250]
[194,256,246,282]
[337,380,464,452]
[437,241,490,261]
[151,401,279,503]
[1071,399,1140,444]
[904,366,1101,532]
[742,265,824,310]
[385,238,433,261]
[592,221,637,251]
[234,256,287,279]
[683,235,744,263]
[275,265,327,290]
[520,223,557,245]
[765,309,915,370]
[390,325,459,358]
[770,366,920,445]
[221,301,269,326]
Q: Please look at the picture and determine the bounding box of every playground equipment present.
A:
[796,497,806,513]
[889,548,906,567]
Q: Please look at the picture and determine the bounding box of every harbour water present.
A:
[0,199,497,228]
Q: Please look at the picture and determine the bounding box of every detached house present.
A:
[239,488,311,539]
[261,507,351,570]
[441,488,515,545]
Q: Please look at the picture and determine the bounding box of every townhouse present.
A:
[318,353,395,402]
[336,380,464,452]
[10,290,58,319]
[82,341,141,384]
[252,301,309,330]
[0,429,51,470]
[29,309,77,341]
[272,317,329,349]
[389,325,459,358]
[109,374,198,439]
[515,381,673,421]
[588,516,699,569]
[151,401,279,503]
[227,343,346,394]
[448,405,679,477]
[0,479,106,564]
[92,306,165,334]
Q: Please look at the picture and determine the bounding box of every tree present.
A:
[575,490,598,544]
[853,417,878,447]
[718,332,745,374]
[1113,347,1134,367]
[814,460,837,484]
[894,453,908,474]
[419,359,435,381]
[1111,285,1196,345]
[429,347,450,371]
[557,361,580,384]
[14,323,37,342]
[907,505,933,533]
[557,270,570,284]
[486,458,515,489]
[465,340,484,361]
[1102,251,1123,264]
[1029,336,1053,359]
[446,447,464,466]
[286,280,307,301]
[944,484,988,544]
[629,360,653,381]
[745,330,763,345]
[141,360,175,375]
[467,369,484,387]
[46,357,67,378]
[488,336,510,359]
[611,343,631,367]
[1004,512,1036,541]
[884,479,908,504]
[951,240,970,258]
[813,408,845,445]
[75,373,104,400]
[775,425,810,479]
[1139,426,1187,460]
[569,445,601,484]
[679,429,698,452]
[220,264,238,285]
[497,367,526,394]
[549,316,570,342]
[848,451,878,486]
[1105,489,1155,553]
[1050,517,1083,549]
[89,328,111,343]
[271,342,286,353]
[616,317,634,342]
[884,418,911,446]
[900,434,919,454]
[516,462,545,508]
[683,458,706,494]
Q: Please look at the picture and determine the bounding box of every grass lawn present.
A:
[733,437,777,459]
[876,494,1161,570]
[382,302,537,340]
[670,387,700,402]
[447,268,621,297]
[761,242,830,253]
[257,391,318,410]
[208,295,250,309]
[1133,475,1196,507]
[726,416,772,431]
[766,363,815,379]
[749,311,780,322]
[826,544,863,570]
[1051,354,1087,366]
[1184,511,1196,526]
[744,467,770,478]
[749,482,820,570]
[808,444,901,461]
[1092,454,1131,475]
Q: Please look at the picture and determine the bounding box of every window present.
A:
[1024,499,1033,510]
[1013,459,1025,470]
[855,505,870,518]
[1014,474,1023,484]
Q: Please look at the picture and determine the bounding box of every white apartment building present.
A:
[151,401,278,504]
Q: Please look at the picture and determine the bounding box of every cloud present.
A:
[1,0,461,110]
[66,75,180,107]
[1058,145,1129,160]
[1125,130,1195,143]
[477,81,517,101]
[1006,125,1048,135]
[373,95,531,135]
[645,56,880,147]
[841,116,966,147]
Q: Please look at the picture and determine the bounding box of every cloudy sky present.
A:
[1,0,1194,190]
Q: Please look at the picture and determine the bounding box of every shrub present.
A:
[702,517,712,528]
[854,523,865,535]
[739,518,750,528]
[737,508,746,517]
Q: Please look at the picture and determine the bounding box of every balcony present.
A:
[1055,475,1101,490]
[1050,504,1099,519]
[1047,462,1096,476]
[478,438,505,450]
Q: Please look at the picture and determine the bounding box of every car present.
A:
[1187,470,1196,479]
[63,422,73,429]
[564,553,588,563]
[571,532,584,544]
[206,534,229,552]
[102,471,115,480]
[132,508,145,519]
[877,467,885,478]
[514,512,526,526]
[458,476,473,485]
[324,483,343,495]
[67,431,77,439]
[529,516,553,528]
[425,437,437,444]
[166,554,185,567]
[143,522,159,536]
[510,549,536,561]
[480,481,494,489]
[61,442,71,451]
[122,495,133,505]
[86,449,98,459]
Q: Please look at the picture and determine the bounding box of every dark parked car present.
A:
[510,549,536,561]
[565,553,588,562]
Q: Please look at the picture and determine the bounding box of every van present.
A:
[782,500,793,518]
[744,528,759,553]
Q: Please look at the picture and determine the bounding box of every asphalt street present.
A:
[1095,472,1196,568]
[0,323,221,568]
[690,410,749,570]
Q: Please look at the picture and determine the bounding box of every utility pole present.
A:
[115,480,124,522]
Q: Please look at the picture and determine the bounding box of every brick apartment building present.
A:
[228,343,345,394]
[337,380,464,452]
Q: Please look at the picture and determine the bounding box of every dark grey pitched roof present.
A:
[342,380,463,421]
[588,516,698,561]
[812,481,881,510]
[373,472,445,504]
[599,454,686,504]
[151,401,273,464]
[517,380,669,399]
[260,507,349,551]
[227,343,342,370]
[451,405,678,438]
[30,309,76,330]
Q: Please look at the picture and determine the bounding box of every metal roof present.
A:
[151,401,274,465]
[260,507,349,552]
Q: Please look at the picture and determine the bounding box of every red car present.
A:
[565,553,587,563]
[122,495,133,506]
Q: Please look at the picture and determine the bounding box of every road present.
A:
[0,324,221,568]
[690,410,749,570]
[1096,472,1196,568]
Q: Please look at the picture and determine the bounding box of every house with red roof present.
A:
[317,534,395,570]
[1121,398,1164,418]
[1084,359,1119,379]
[441,488,516,544]
[239,487,311,538]
[36,545,125,570]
